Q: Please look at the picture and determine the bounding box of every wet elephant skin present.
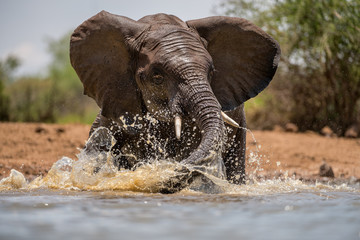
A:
[70,11,280,184]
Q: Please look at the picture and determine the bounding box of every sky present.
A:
[0,0,222,76]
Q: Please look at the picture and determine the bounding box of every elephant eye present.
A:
[152,71,164,85]
[208,70,213,80]
[208,67,215,81]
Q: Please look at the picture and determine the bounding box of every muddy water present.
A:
[1,128,360,239]
[1,185,359,240]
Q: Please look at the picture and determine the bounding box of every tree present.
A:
[219,0,360,135]
[0,55,20,120]
[45,33,98,123]
[4,33,98,123]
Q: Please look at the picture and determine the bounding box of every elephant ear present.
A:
[70,11,148,121]
[187,17,281,111]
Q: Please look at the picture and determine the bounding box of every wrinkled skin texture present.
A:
[70,11,280,184]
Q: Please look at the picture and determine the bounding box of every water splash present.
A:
[0,126,358,194]
[0,169,27,189]
[0,127,227,193]
[1,159,357,194]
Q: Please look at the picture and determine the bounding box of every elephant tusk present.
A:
[221,111,240,128]
[175,114,182,140]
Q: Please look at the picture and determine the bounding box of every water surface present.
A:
[1,181,359,240]
[1,127,359,240]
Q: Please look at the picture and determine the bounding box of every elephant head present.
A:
[70,11,280,166]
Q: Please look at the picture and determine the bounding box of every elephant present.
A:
[70,11,280,185]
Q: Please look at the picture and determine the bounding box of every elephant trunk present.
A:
[179,78,225,167]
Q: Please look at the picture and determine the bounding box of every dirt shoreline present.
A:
[1,122,359,183]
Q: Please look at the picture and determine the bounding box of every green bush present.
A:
[0,79,10,121]
[220,0,360,135]
[7,77,54,122]
[1,33,99,124]
[0,55,20,121]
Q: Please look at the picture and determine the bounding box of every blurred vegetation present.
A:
[219,0,360,135]
[0,33,98,124]
[0,56,17,120]
[1,1,359,135]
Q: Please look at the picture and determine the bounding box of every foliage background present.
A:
[0,34,98,124]
[218,0,360,135]
[1,0,359,136]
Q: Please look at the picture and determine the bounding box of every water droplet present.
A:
[284,205,294,211]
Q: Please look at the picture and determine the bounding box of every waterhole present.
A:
[1,126,359,240]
